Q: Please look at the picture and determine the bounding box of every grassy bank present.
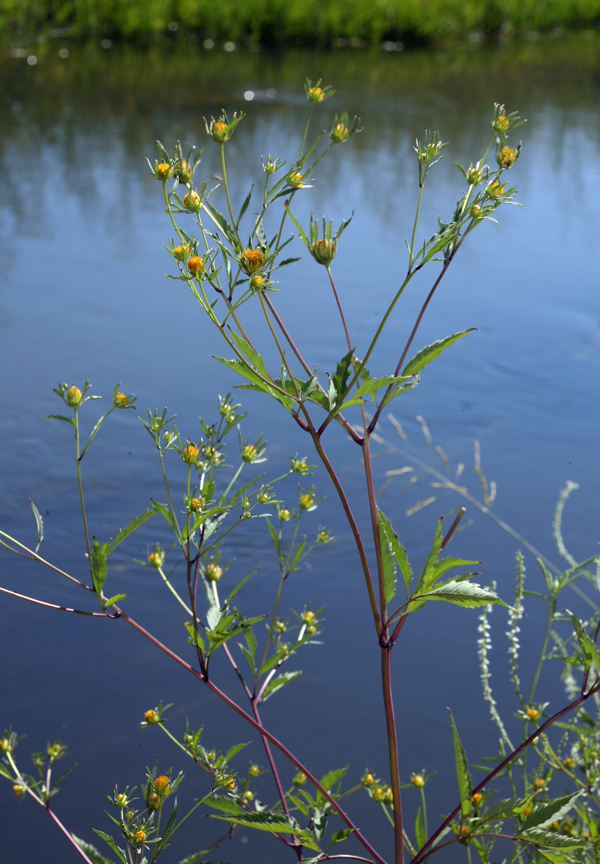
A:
[2,0,600,45]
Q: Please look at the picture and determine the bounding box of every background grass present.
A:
[2,0,600,45]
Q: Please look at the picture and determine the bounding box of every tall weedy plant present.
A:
[4,79,600,864]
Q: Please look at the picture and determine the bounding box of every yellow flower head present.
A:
[299,493,314,510]
[471,792,483,807]
[287,172,305,189]
[411,774,425,788]
[499,145,518,169]
[487,181,505,199]
[362,773,375,786]
[241,247,265,274]
[144,709,159,724]
[155,775,170,796]
[310,238,336,266]
[156,162,173,180]
[189,497,205,512]
[308,86,324,103]
[173,244,190,261]
[187,256,204,276]
[183,190,201,212]
[242,444,258,463]
[293,771,308,786]
[134,830,147,845]
[182,445,199,465]
[534,777,545,789]
[526,708,539,722]
[212,121,228,143]
[250,274,266,291]
[67,386,82,407]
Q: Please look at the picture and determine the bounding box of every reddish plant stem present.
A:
[381,649,404,864]
[45,806,95,864]
[411,689,597,864]
[0,587,109,616]
[114,607,388,864]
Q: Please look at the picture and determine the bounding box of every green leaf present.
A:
[450,711,472,818]
[156,799,178,851]
[107,508,157,555]
[45,414,75,427]
[328,829,352,848]
[91,537,108,596]
[225,742,249,762]
[215,358,293,411]
[261,670,302,702]
[299,375,319,403]
[535,852,580,864]
[151,499,178,535]
[520,829,586,849]
[103,594,127,608]
[415,808,426,850]
[237,184,253,225]
[420,580,508,609]
[29,499,44,551]
[318,766,347,793]
[229,331,271,380]
[520,792,583,833]
[203,794,244,815]
[265,518,281,557]
[477,796,531,825]
[332,350,354,403]
[402,330,475,378]
[410,519,444,611]
[0,763,13,780]
[72,836,116,864]
[377,510,397,607]
[566,611,600,675]
[92,830,128,864]
[204,201,237,244]
[210,811,300,833]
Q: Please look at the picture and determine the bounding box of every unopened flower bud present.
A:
[471,793,482,807]
[173,244,190,260]
[492,113,510,133]
[563,757,574,768]
[330,122,349,144]
[467,167,483,185]
[47,743,61,759]
[147,791,160,809]
[241,247,264,275]
[302,610,315,623]
[293,771,307,786]
[279,509,291,521]
[212,121,228,143]
[257,490,271,504]
[459,825,469,838]
[411,774,425,788]
[13,784,25,797]
[183,190,201,212]
[114,392,130,408]
[187,256,204,276]
[523,805,531,816]
[470,204,483,219]
[486,180,505,199]
[308,86,324,103]
[362,773,374,786]
[372,786,385,802]
[134,830,146,845]
[189,497,205,512]
[317,529,331,543]
[310,238,336,266]
[287,172,304,189]
[156,162,173,181]
[177,160,194,184]
[299,493,314,510]
[498,145,518,169]
[0,738,12,754]
[205,563,223,582]
[250,274,266,291]
[534,778,545,789]
[148,551,163,568]
[115,793,128,807]
[155,775,170,796]
[182,445,199,465]
[67,386,82,407]
[243,789,254,801]
[242,444,258,462]
[144,709,160,724]
[383,787,393,804]
[249,764,261,777]
[526,708,539,721]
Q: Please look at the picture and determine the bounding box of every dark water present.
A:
[2,35,600,863]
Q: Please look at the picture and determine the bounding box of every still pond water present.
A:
[1,34,600,863]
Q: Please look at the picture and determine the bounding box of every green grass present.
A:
[2,0,600,44]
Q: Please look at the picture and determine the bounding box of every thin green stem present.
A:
[157,567,192,615]
[260,568,286,675]
[158,448,182,544]
[74,410,92,577]
[421,787,428,839]
[409,184,425,271]
[220,144,239,239]
[300,104,315,159]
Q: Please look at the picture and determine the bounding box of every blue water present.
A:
[2,37,600,863]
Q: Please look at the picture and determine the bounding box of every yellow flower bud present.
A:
[155,775,170,796]
[242,445,258,463]
[173,244,190,260]
[144,709,159,724]
[310,238,336,266]
[362,773,374,786]
[243,789,254,801]
[330,123,349,144]
[563,757,574,768]
[526,708,539,721]
[534,777,545,789]
[147,791,160,809]
[279,509,291,521]
[459,825,469,838]
[177,159,194,184]
[287,172,304,189]
[249,764,261,777]
[241,247,264,275]
[308,86,324,102]
[183,190,201,212]
[13,784,25,797]
[156,162,172,180]
[383,787,393,804]
[498,145,518,169]
[523,805,531,816]
[467,167,483,185]
[299,493,314,510]
[372,786,385,802]
[134,830,146,845]
[115,793,128,807]
[47,743,61,759]
[67,386,82,407]
[187,256,204,277]
[114,392,130,408]
[250,274,266,291]
[303,610,315,623]
[189,497,205,512]
[411,774,425,788]
[182,445,199,465]
[0,738,12,754]
[492,113,510,133]
[470,204,483,219]
[550,821,559,831]
[487,181,505,199]
[212,121,228,143]
[293,771,307,786]
[471,793,482,807]
[148,551,163,568]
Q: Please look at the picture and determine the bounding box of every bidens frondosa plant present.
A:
[3,79,600,864]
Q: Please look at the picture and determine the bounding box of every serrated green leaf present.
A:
[477,796,530,825]
[520,829,586,849]
[229,331,271,380]
[91,537,108,596]
[328,829,352,848]
[210,811,299,833]
[29,499,44,551]
[520,792,583,833]
[318,766,347,793]
[261,671,302,702]
[402,330,475,378]
[107,508,157,555]
[204,201,237,244]
[72,835,116,864]
[45,414,76,426]
[377,510,397,607]
[419,580,508,608]
[225,742,249,762]
[566,610,600,675]
[409,519,444,611]
[151,499,178,535]
[450,711,472,818]
[204,794,244,815]
[299,375,319,403]
[535,852,580,864]
[332,350,354,403]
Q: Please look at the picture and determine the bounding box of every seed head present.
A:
[67,386,82,407]
[173,244,190,260]
[183,190,202,212]
[241,247,265,274]
[144,709,160,724]
[205,563,223,582]
[183,445,199,465]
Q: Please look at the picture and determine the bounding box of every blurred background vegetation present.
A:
[1,0,600,46]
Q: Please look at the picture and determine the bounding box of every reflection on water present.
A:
[2,36,600,863]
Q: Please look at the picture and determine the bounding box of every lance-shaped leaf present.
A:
[566,610,600,676]
[72,836,115,864]
[476,796,532,827]
[29,499,44,552]
[520,829,586,849]
[107,508,157,555]
[209,811,300,833]
[377,510,397,607]
[261,670,302,702]
[402,329,476,378]
[319,766,347,792]
[229,331,271,381]
[204,794,244,815]
[415,808,426,850]
[409,519,444,611]
[450,710,472,818]
[378,508,412,595]
[91,538,108,597]
[332,350,354,404]
[151,499,179,536]
[419,580,508,609]
[520,791,583,833]
[92,830,128,864]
